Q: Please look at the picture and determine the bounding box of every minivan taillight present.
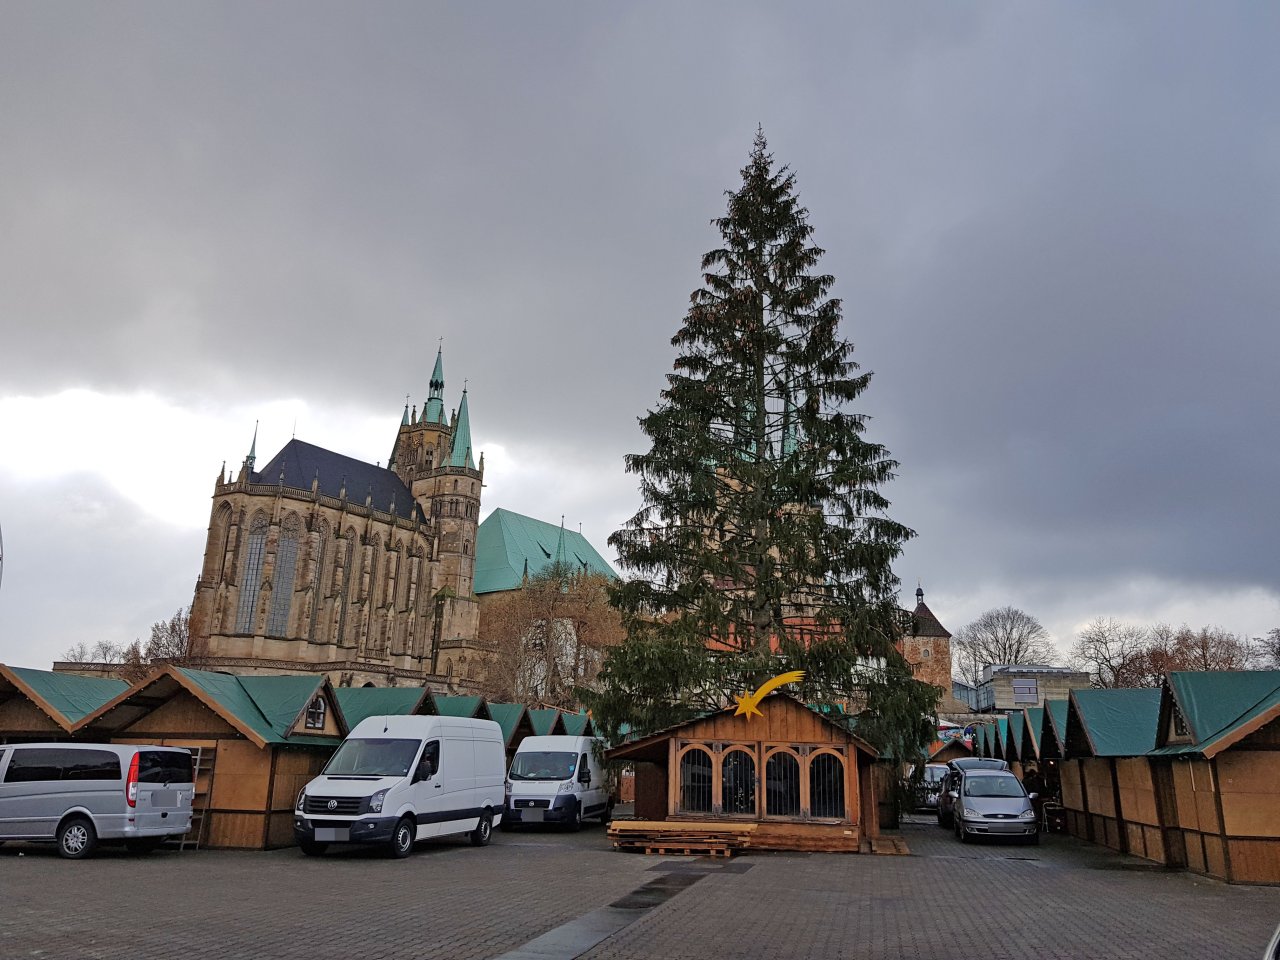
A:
[126,753,140,807]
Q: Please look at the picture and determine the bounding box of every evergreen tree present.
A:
[587,132,936,762]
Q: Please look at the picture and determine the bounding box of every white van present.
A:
[504,735,611,830]
[293,715,505,858]
[0,743,194,859]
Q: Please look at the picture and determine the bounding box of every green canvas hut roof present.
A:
[2,666,128,727]
[974,723,988,757]
[435,695,489,719]
[335,687,435,729]
[993,715,1009,755]
[1043,699,1069,754]
[474,508,617,594]
[1022,707,1044,759]
[1151,670,1280,759]
[1067,687,1162,757]
[561,711,594,737]
[486,703,531,745]
[1006,712,1025,760]
[182,669,341,746]
[528,708,566,736]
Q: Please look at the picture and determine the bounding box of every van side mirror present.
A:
[578,771,591,786]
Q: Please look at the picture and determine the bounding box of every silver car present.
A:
[951,770,1038,845]
[0,743,194,858]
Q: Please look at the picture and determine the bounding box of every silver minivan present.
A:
[0,743,194,858]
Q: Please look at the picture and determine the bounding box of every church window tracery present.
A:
[267,513,301,636]
[235,514,269,633]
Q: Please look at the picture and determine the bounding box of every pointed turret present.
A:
[240,421,259,481]
[449,388,476,469]
[422,347,447,425]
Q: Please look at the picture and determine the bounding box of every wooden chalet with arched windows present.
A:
[606,693,881,853]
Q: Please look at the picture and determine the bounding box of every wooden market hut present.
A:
[74,666,348,849]
[605,693,879,853]
[1004,712,1026,777]
[528,708,568,737]
[1020,707,1044,766]
[561,711,596,737]
[435,695,491,720]
[1147,670,1280,884]
[1060,687,1162,852]
[927,736,972,765]
[991,715,1009,762]
[486,702,535,763]
[0,665,127,741]
[334,685,437,729]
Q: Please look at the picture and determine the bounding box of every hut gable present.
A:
[561,712,595,737]
[1005,712,1025,762]
[487,703,534,751]
[0,665,127,732]
[334,686,436,730]
[1022,707,1044,761]
[0,695,67,737]
[1066,688,1162,758]
[528,708,567,736]
[120,689,241,737]
[436,695,490,720]
[238,676,347,742]
[1152,670,1280,759]
[1041,699,1069,759]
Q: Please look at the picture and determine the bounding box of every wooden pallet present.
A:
[608,819,754,857]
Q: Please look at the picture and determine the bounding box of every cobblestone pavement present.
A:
[1,815,1277,960]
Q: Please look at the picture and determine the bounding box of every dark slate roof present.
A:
[910,600,952,638]
[255,439,417,521]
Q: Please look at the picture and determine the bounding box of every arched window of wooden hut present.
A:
[721,748,756,816]
[678,747,713,814]
[765,750,801,817]
[809,751,846,820]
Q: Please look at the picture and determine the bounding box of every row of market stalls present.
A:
[0,663,593,849]
[969,669,1280,885]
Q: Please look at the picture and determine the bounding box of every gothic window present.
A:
[203,503,233,582]
[235,514,269,633]
[308,520,330,641]
[463,540,470,556]
[338,528,358,645]
[267,513,301,636]
[453,480,458,492]
[425,447,434,470]
[304,696,327,730]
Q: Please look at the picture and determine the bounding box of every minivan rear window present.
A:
[138,751,193,784]
[4,748,121,783]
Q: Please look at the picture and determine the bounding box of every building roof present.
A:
[435,695,489,719]
[909,591,952,638]
[1022,706,1044,759]
[255,439,417,520]
[1151,670,1280,759]
[448,389,476,469]
[1067,687,1162,758]
[474,508,617,594]
[0,666,128,728]
[561,711,594,737]
[1043,698,1069,753]
[486,702,531,745]
[527,708,566,736]
[334,686,436,729]
[993,714,1009,754]
[1006,711,1025,759]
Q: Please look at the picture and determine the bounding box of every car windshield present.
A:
[964,776,1026,798]
[323,738,420,777]
[509,751,577,781]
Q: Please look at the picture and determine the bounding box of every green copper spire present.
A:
[448,387,476,469]
[423,346,447,425]
[245,421,258,471]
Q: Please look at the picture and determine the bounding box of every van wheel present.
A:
[566,803,582,832]
[125,838,164,855]
[390,817,415,859]
[603,800,615,825]
[470,810,493,847]
[58,817,97,859]
[298,841,328,857]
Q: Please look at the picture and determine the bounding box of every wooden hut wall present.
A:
[1059,759,1090,839]
[1114,757,1167,864]
[0,697,69,741]
[1081,757,1122,851]
[1215,721,1280,884]
[1170,758,1226,878]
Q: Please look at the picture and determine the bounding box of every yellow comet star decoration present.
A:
[733,670,806,720]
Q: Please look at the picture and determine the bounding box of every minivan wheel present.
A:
[390,817,415,859]
[58,817,97,859]
[298,840,328,857]
[470,810,492,847]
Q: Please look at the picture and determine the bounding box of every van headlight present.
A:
[296,790,306,811]
[368,789,388,813]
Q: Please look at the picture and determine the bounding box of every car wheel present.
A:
[470,810,493,847]
[125,838,165,855]
[298,840,328,856]
[390,817,415,859]
[58,817,97,859]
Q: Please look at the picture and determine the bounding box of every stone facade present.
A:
[898,586,954,695]
[189,350,489,690]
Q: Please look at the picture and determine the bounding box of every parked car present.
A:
[0,742,194,859]
[504,735,611,830]
[293,715,506,857]
[913,763,948,812]
[951,769,1039,844]
[936,757,1009,828]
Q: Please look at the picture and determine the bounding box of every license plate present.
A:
[149,790,178,807]
[315,827,349,842]
[522,809,544,823]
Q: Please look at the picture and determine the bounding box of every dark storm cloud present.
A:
[1,3,1277,649]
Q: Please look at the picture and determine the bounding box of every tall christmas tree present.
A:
[589,132,936,761]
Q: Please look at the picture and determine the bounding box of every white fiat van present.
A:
[504,735,611,830]
[293,715,505,858]
[0,743,194,859]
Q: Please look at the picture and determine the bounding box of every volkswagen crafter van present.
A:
[0,743,194,859]
[294,715,505,857]
[503,735,611,830]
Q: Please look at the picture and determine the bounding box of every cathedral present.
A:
[188,349,489,689]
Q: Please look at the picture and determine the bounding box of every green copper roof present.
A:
[1068,687,1162,757]
[486,702,530,745]
[528,708,565,736]
[474,508,617,594]
[423,348,448,425]
[335,687,435,729]
[435,695,487,719]
[4,667,128,726]
[448,389,476,469]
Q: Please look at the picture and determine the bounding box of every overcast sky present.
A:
[2,3,1277,670]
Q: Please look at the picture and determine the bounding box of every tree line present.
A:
[62,607,194,684]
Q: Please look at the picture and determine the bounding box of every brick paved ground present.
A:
[1,815,1276,959]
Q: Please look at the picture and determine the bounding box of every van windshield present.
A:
[509,751,577,781]
[323,738,420,777]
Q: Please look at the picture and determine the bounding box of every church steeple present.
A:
[422,347,447,425]
[449,386,476,469]
[240,421,258,480]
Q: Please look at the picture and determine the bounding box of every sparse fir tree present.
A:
[586,132,936,763]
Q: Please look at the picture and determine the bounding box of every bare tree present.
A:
[478,572,625,709]
[1257,628,1280,670]
[951,606,1058,687]
[1070,618,1151,688]
[144,607,191,662]
[60,606,194,681]
[1162,624,1255,672]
